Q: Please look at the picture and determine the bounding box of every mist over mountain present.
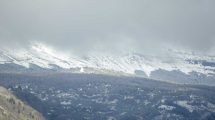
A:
[1,0,215,55]
[1,0,215,119]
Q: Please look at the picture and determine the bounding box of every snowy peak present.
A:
[0,43,215,77]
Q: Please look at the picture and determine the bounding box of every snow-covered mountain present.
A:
[1,43,215,85]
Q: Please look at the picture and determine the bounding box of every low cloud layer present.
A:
[0,0,215,55]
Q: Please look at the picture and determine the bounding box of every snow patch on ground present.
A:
[158,105,175,111]
[175,101,195,112]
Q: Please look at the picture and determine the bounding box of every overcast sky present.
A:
[0,0,215,55]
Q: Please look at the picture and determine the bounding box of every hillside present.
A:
[0,86,45,120]
[0,73,214,120]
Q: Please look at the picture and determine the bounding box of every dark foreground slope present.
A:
[0,73,215,120]
[0,86,45,120]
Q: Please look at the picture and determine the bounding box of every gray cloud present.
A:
[0,0,215,55]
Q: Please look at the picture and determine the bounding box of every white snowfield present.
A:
[0,43,215,77]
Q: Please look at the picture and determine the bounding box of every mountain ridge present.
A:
[1,43,215,85]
